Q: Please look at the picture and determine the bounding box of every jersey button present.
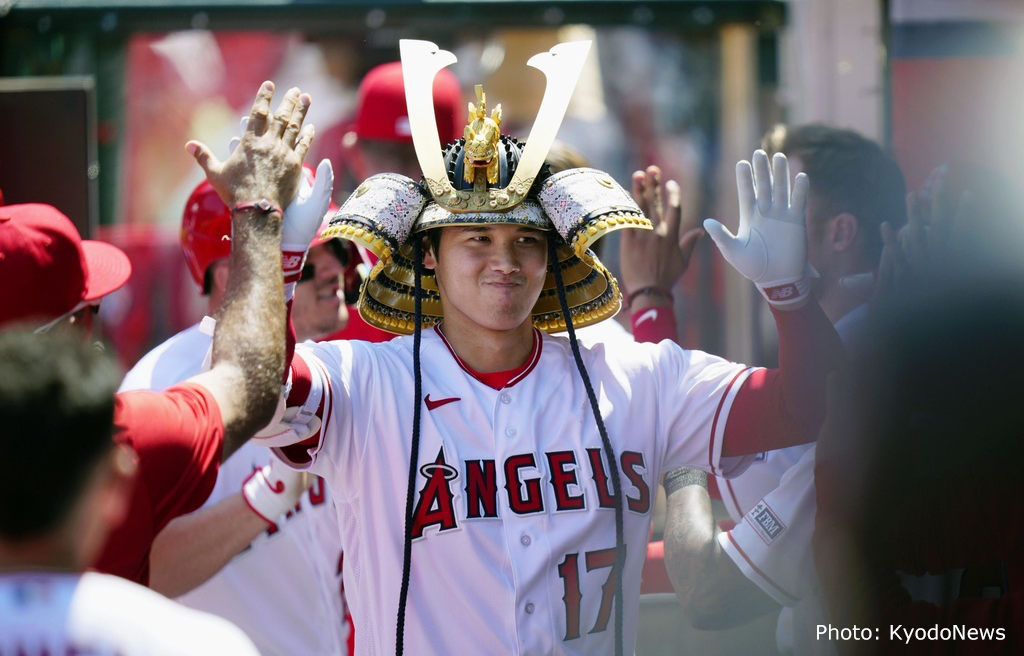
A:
[525,602,535,614]
[520,534,531,546]
[506,427,517,437]
[500,393,511,404]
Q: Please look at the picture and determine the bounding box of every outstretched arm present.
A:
[705,151,845,456]
[150,457,309,597]
[184,82,312,453]
[621,165,704,343]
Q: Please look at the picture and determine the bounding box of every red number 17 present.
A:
[557,546,624,641]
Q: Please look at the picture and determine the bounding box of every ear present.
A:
[829,213,859,253]
[341,133,368,181]
[421,235,437,271]
[211,259,231,292]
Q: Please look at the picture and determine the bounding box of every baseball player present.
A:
[120,173,351,656]
[662,124,908,654]
[0,329,261,655]
[259,41,844,656]
[0,81,315,587]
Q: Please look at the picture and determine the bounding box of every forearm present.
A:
[149,493,269,597]
[663,471,777,629]
[208,212,286,451]
[722,300,844,457]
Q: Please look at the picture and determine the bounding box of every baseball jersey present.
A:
[94,382,224,585]
[120,321,351,656]
[0,570,260,655]
[274,326,760,655]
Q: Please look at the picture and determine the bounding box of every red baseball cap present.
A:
[0,203,131,327]
[354,62,464,145]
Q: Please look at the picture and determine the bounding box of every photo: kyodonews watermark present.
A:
[817,624,1007,643]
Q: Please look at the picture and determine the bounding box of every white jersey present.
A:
[120,322,350,656]
[0,571,260,655]
[719,447,833,656]
[275,327,759,656]
[118,323,210,393]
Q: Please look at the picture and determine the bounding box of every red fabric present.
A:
[640,540,674,594]
[722,302,844,457]
[93,383,224,584]
[278,352,321,464]
[630,305,679,344]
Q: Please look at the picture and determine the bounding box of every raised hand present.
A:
[620,165,704,309]
[704,150,812,308]
[186,81,313,210]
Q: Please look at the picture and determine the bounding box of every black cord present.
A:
[396,238,424,656]
[548,238,625,656]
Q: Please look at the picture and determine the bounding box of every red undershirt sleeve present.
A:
[722,301,845,457]
[631,305,679,345]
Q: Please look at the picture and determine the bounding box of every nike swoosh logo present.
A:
[424,395,461,411]
[634,309,659,326]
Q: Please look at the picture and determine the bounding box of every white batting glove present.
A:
[282,159,334,299]
[242,457,311,526]
[704,150,813,307]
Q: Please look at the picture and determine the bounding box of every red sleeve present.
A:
[631,306,679,345]
[284,298,296,383]
[94,383,224,584]
[721,302,844,457]
[641,540,675,594]
[276,352,322,464]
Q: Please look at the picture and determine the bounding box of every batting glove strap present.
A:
[757,266,813,307]
[242,462,305,527]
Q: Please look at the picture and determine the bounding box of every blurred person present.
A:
[0,329,261,655]
[325,60,465,344]
[0,81,313,586]
[660,124,906,655]
[122,169,352,655]
[814,277,1024,655]
[811,166,1024,655]
[341,61,463,183]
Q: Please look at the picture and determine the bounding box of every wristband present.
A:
[664,467,707,497]
[231,199,283,216]
[627,286,674,308]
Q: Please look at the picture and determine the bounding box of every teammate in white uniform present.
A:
[120,173,352,656]
[263,41,844,656]
[664,124,907,654]
[0,330,260,656]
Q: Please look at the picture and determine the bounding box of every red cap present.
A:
[0,203,131,327]
[354,62,464,145]
[181,180,233,292]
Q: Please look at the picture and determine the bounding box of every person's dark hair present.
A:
[424,228,443,268]
[0,328,120,540]
[762,123,907,264]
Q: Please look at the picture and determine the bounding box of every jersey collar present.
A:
[434,325,543,391]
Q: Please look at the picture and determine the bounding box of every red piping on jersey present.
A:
[434,325,542,390]
[708,367,752,475]
[724,531,799,604]
[723,478,741,520]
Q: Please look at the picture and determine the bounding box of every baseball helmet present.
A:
[180,180,232,293]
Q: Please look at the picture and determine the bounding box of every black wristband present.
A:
[663,467,707,497]
[626,286,674,309]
